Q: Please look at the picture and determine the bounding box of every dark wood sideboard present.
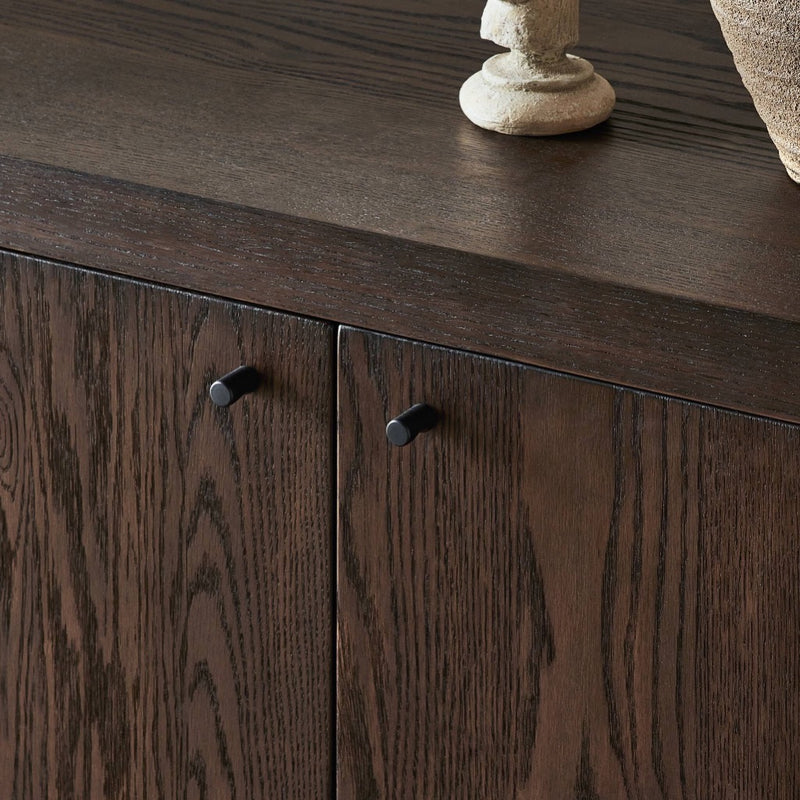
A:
[0,1,798,797]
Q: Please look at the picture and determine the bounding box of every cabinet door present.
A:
[0,252,332,799]
[337,327,800,799]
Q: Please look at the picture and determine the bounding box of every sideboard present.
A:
[1,1,798,798]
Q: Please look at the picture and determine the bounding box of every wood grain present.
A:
[0,0,772,155]
[0,252,333,798]
[1,0,798,427]
[695,413,800,798]
[337,326,800,798]
[1,161,799,429]
[0,0,793,285]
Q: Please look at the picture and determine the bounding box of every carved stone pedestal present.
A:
[460,0,615,136]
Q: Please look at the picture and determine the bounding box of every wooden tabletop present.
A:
[1,0,798,423]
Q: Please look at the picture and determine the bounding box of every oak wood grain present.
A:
[695,413,800,798]
[0,251,333,798]
[0,0,798,427]
[337,327,800,799]
[0,0,793,285]
[0,0,773,157]
[1,162,798,430]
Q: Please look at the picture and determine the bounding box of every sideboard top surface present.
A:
[0,0,798,422]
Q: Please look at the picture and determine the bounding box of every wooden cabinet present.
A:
[2,255,798,799]
[1,0,800,797]
[0,252,333,798]
[337,327,800,798]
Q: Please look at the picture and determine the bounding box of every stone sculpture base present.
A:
[460,51,615,136]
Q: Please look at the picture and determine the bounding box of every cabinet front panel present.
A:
[0,252,333,799]
[337,327,799,799]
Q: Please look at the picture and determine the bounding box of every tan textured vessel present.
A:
[710,0,800,183]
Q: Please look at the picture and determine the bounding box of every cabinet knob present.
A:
[386,403,438,447]
[209,366,261,407]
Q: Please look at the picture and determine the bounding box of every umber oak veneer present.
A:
[1,158,798,429]
[0,1,798,797]
[0,252,333,798]
[337,327,800,799]
[0,0,798,425]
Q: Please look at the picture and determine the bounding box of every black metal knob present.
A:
[386,403,438,447]
[209,366,261,407]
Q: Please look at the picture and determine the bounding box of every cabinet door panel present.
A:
[337,327,800,799]
[0,252,332,799]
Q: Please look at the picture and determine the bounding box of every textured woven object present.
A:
[711,0,800,183]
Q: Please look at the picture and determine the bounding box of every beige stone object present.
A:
[459,0,615,136]
[710,0,800,184]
